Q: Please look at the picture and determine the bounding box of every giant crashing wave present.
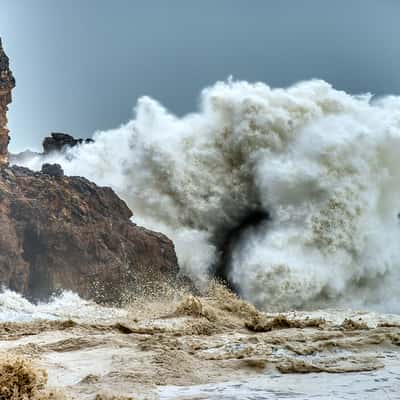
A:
[17,79,400,313]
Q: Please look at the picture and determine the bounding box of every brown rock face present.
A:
[0,38,15,166]
[0,165,181,303]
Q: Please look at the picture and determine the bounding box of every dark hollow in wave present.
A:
[212,209,270,292]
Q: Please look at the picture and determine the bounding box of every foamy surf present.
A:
[10,79,400,398]
[158,361,400,400]
[17,79,400,313]
[0,285,399,399]
[0,289,127,323]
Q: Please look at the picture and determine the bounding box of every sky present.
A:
[1,0,399,152]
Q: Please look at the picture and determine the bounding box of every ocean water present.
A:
[8,79,400,398]
[17,79,400,314]
[0,288,400,399]
[159,362,400,400]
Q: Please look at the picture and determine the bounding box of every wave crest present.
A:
[18,79,400,312]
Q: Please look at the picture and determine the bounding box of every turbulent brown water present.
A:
[0,283,400,399]
[8,79,400,397]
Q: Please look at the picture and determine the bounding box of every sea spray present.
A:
[17,79,400,312]
[0,289,127,322]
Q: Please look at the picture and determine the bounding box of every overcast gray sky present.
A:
[1,0,399,151]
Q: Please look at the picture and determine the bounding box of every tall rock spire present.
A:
[0,38,15,166]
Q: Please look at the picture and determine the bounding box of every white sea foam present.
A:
[17,79,400,312]
[0,288,127,322]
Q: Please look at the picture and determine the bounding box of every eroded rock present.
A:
[0,165,181,303]
[0,38,15,165]
[43,132,94,154]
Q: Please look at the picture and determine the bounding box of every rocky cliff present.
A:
[0,165,181,303]
[0,38,185,303]
[0,38,15,165]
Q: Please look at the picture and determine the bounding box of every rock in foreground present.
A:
[0,165,180,303]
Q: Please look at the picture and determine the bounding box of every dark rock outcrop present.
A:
[0,165,181,303]
[43,132,94,154]
[9,133,94,163]
[41,163,64,178]
[0,38,15,165]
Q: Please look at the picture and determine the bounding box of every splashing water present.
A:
[0,289,127,322]
[17,79,400,312]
